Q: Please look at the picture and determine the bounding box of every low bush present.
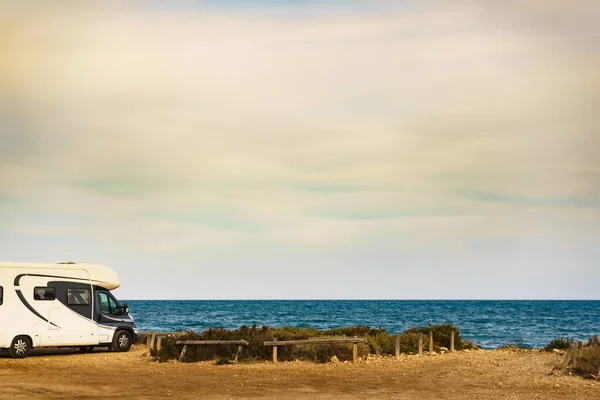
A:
[151,323,468,363]
[498,343,530,350]
[462,340,477,350]
[575,346,600,377]
[404,322,466,351]
[544,337,574,351]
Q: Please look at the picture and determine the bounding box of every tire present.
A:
[79,346,95,353]
[8,336,31,359]
[112,330,132,352]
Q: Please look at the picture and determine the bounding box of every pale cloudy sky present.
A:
[1,0,599,300]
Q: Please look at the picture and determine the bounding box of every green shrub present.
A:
[544,337,574,351]
[151,323,469,363]
[405,322,466,351]
[462,340,477,350]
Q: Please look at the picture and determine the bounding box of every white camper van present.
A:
[0,262,139,358]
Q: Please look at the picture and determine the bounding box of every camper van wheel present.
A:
[112,330,132,352]
[8,336,31,359]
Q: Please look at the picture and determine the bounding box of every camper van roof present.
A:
[0,262,121,290]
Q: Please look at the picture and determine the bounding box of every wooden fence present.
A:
[261,330,455,363]
[176,340,249,362]
[414,330,455,357]
[140,329,458,363]
[140,331,180,352]
[561,335,600,377]
[264,338,368,363]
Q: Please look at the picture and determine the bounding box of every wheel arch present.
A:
[116,326,135,336]
[115,325,139,344]
[13,334,34,348]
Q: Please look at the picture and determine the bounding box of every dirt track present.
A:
[1,345,599,399]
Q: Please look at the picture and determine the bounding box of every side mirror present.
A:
[122,304,129,315]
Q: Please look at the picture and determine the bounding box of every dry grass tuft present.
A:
[575,345,600,378]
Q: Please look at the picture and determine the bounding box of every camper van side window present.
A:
[34,287,56,301]
[0,286,3,305]
[67,288,91,305]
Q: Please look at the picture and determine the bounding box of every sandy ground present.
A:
[1,345,599,399]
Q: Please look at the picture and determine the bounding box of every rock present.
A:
[552,349,565,355]
[330,355,340,364]
[439,347,448,352]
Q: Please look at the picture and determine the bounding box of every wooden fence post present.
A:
[395,335,400,360]
[146,331,153,350]
[234,345,243,363]
[429,331,434,353]
[178,345,188,362]
[150,332,156,350]
[418,332,423,356]
[156,337,162,352]
[353,341,358,364]
[450,331,455,352]
[575,341,583,368]
[272,338,278,364]
[561,344,576,373]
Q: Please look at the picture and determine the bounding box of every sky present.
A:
[1,0,599,300]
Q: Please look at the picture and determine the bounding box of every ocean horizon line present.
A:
[123,298,600,302]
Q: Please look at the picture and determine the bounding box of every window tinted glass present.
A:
[98,292,120,315]
[98,292,110,314]
[108,297,118,314]
[67,288,90,305]
[34,287,56,301]
[0,286,3,305]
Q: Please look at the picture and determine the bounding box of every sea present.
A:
[125,300,600,349]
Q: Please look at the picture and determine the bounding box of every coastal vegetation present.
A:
[543,336,600,378]
[151,323,469,363]
[543,336,573,351]
[575,345,600,377]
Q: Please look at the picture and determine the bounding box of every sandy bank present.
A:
[1,345,598,399]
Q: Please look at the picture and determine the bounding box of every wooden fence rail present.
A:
[140,329,458,363]
[175,340,250,362]
[140,331,180,338]
[140,331,181,351]
[263,337,368,364]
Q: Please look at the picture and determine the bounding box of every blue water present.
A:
[125,300,600,349]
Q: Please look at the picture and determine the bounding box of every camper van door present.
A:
[39,282,98,346]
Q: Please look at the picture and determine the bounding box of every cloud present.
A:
[1,0,599,298]
[459,189,600,208]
